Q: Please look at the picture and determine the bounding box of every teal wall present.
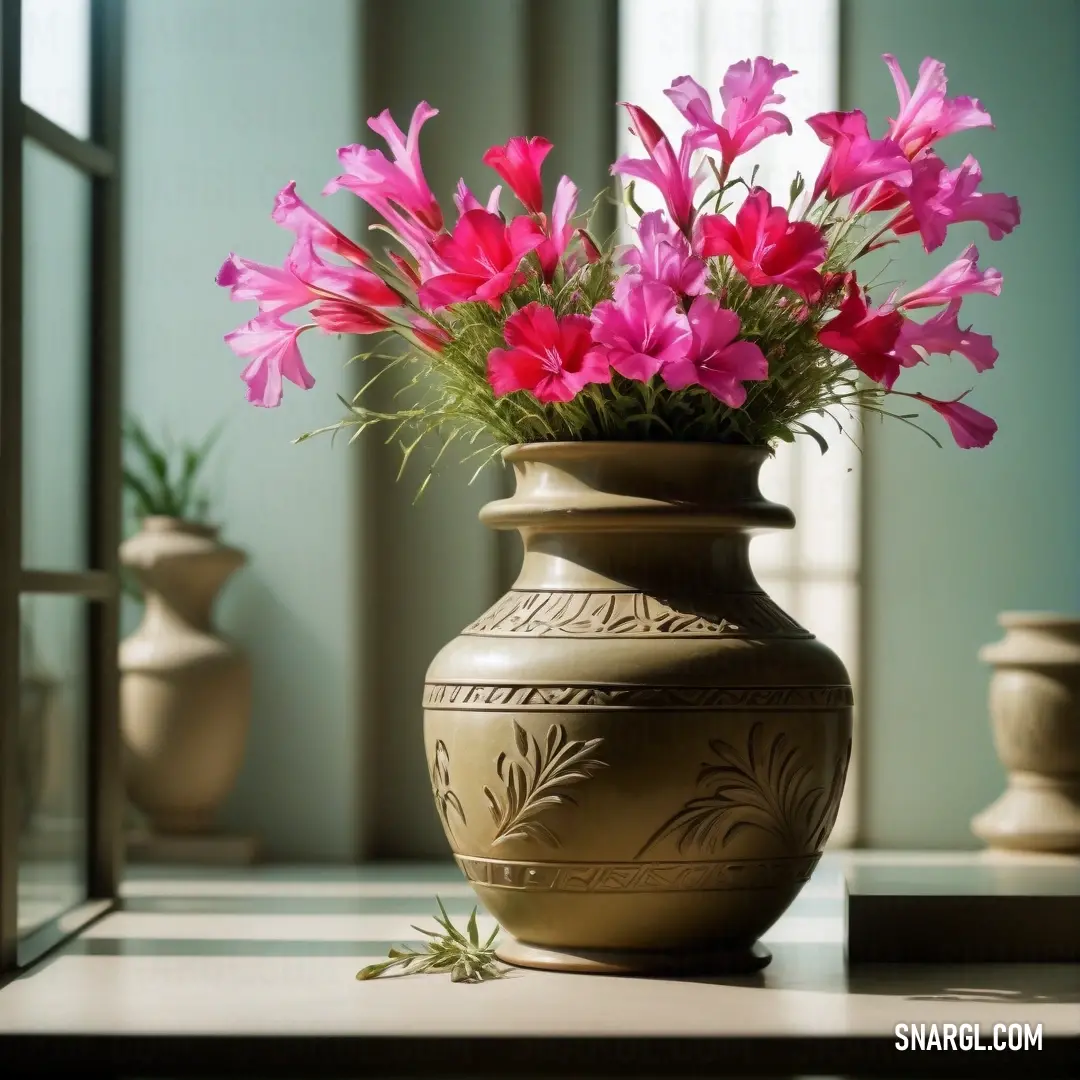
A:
[122,0,366,859]
[844,0,1080,846]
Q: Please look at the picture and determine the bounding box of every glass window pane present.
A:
[796,409,860,572]
[22,142,92,571]
[800,579,858,680]
[21,0,91,139]
[752,441,797,573]
[17,594,89,940]
[755,574,797,617]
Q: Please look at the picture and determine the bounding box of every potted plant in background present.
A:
[218,52,1019,977]
[120,418,252,840]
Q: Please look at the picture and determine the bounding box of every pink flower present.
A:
[612,104,698,231]
[807,110,911,202]
[388,251,422,290]
[884,54,993,159]
[887,154,1020,253]
[817,280,905,388]
[224,315,314,408]
[487,303,610,403]
[536,176,579,279]
[665,60,795,166]
[700,188,826,297]
[578,229,603,264]
[905,390,997,449]
[453,179,502,217]
[589,277,692,381]
[899,244,1002,310]
[328,102,443,232]
[623,211,706,296]
[284,237,401,309]
[410,315,451,353]
[661,297,768,407]
[417,209,544,310]
[328,181,446,278]
[310,300,392,336]
[893,300,998,373]
[216,253,313,316]
[482,136,552,214]
[271,182,371,266]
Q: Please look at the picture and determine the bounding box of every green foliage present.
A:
[123,416,220,522]
[356,899,506,984]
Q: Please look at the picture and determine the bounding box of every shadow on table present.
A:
[669,946,1080,1004]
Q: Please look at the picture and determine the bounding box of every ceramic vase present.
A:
[972,613,1080,853]
[119,516,251,834]
[424,443,852,974]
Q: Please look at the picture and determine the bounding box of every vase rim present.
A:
[141,515,220,539]
[502,441,772,463]
[997,611,1080,629]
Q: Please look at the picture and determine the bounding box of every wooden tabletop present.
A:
[0,852,1077,1077]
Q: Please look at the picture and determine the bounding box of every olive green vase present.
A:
[424,443,852,974]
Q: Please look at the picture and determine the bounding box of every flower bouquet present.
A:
[218,55,1020,977]
[218,53,1018,464]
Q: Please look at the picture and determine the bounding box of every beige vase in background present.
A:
[424,443,852,975]
[972,613,1080,853]
[120,516,251,834]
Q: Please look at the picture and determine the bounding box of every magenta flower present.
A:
[903,390,997,449]
[612,104,698,232]
[700,188,826,297]
[328,102,443,232]
[899,244,1002,310]
[410,315,452,354]
[453,179,502,217]
[216,253,314,316]
[808,110,911,203]
[482,136,552,214]
[661,297,768,407]
[887,154,1020,253]
[324,172,445,280]
[310,300,392,336]
[536,175,579,279]
[884,54,993,159]
[665,60,795,168]
[893,299,998,373]
[272,182,371,266]
[417,209,544,310]
[388,251,422,290]
[284,237,402,309]
[589,277,692,381]
[487,302,610,403]
[817,280,905,388]
[623,211,706,296]
[224,315,314,408]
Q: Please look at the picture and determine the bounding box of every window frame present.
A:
[0,0,123,977]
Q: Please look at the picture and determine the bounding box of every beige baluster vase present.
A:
[972,613,1080,852]
[120,517,251,835]
[424,443,852,974]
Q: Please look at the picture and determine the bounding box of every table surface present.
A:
[0,850,1077,1078]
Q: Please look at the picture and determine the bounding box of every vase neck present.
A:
[121,525,245,632]
[482,443,790,596]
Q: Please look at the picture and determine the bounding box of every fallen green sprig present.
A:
[356,898,507,984]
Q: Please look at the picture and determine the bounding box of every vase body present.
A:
[119,517,251,834]
[972,613,1080,853]
[424,443,852,974]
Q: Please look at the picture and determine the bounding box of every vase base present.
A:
[496,936,772,976]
